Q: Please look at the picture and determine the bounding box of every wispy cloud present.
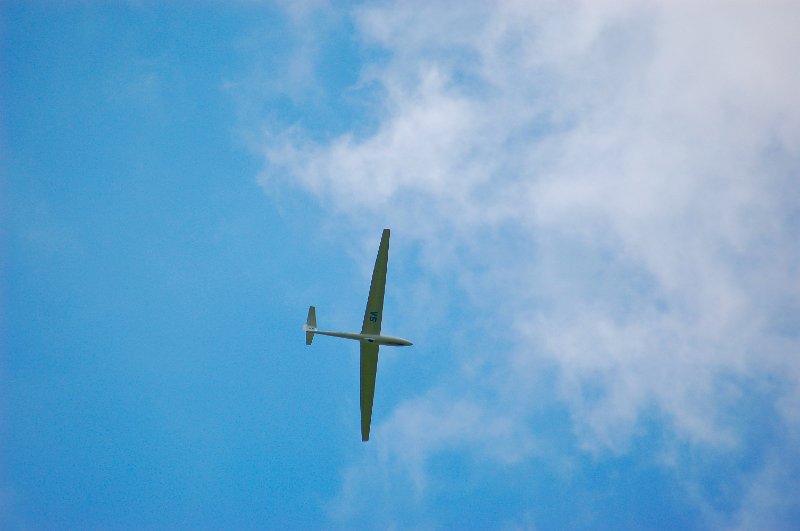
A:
[257,1,800,526]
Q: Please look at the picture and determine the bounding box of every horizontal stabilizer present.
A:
[305,306,317,345]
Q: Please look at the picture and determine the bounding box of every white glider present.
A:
[303,228,412,441]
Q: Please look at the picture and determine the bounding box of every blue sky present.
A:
[4,2,800,529]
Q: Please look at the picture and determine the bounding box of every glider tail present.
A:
[304,305,317,345]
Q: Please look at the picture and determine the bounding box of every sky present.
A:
[3,1,800,529]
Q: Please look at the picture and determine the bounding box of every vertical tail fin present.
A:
[304,306,317,345]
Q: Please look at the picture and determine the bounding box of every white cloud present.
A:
[258,0,800,525]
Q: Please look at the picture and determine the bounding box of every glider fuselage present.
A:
[304,328,413,346]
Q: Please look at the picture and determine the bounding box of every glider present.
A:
[303,228,412,441]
